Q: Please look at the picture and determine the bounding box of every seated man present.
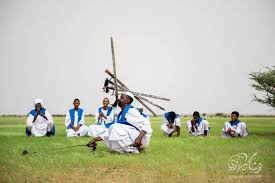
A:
[161,111,181,137]
[186,111,209,136]
[222,111,248,138]
[65,99,88,137]
[26,98,55,137]
[88,92,152,154]
[88,97,115,138]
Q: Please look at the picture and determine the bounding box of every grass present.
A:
[0,116,274,183]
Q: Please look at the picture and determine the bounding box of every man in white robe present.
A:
[222,111,248,138]
[186,111,209,136]
[26,98,55,137]
[88,98,115,139]
[161,111,181,137]
[65,99,88,137]
[88,92,152,154]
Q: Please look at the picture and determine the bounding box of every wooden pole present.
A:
[110,37,119,101]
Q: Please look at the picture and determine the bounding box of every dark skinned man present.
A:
[88,92,152,154]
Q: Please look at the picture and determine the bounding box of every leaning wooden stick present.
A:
[131,91,170,101]
[105,69,170,101]
[138,96,166,111]
[105,69,158,116]
[110,37,119,101]
[135,96,157,116]
[107,84,166,111]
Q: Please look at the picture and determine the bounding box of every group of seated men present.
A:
[160,111,248,138]
[26,92,248,153]
[26,92,152,154]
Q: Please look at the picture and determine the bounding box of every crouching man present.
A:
[88,92,152,154]
[161,111,181,137]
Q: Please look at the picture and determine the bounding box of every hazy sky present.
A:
[0,0,274,115]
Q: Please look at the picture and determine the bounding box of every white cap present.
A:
[123,92,135,101]
[33,98,44,108]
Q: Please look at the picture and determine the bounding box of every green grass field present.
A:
[0,116,274,183]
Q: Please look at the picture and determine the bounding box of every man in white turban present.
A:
[88,92,152,154]
[26,98,55,137]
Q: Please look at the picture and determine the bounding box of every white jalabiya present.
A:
[88,107,115,139]
[161,114,181,135]
[103,107,152,154]
[26,110,54,137]
[221,121,248,138]
[65,109,88,137]
[186,119,209,136]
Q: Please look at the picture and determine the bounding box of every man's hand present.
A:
[99,112,107,119]
[191,119,197,129]
[133,137,142,147]
[70,123,77,132]
[133,130,146,147]
[227,128,232,134]
[167,123,173,129]
[87,136,103,150]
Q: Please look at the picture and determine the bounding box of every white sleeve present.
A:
[95,111,99,124]
[223,121,230,132]
[65,112,71,127]
[175,117,181,127]
[186,120,192,131]
[127,108,152,134]
[106,109,114,123]
[27,114,34,126]
[141,115,152,134]
[79,110,85,125]
[45,110,54,124]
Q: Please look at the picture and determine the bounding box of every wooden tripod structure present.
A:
[103,37,170,116]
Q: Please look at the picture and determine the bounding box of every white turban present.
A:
[33,98,44,108]
[123,92,135,101]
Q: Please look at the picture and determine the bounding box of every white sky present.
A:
[0,0,274,115]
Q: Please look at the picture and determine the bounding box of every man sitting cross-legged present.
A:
[88,97,115,138]
[222,111,248,138]
[65,98,89,137]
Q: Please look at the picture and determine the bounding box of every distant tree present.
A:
[249,66,275,108]
[215,113,225,117]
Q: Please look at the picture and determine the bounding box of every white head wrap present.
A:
[33,98,44,108]
[123,92,135,101]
